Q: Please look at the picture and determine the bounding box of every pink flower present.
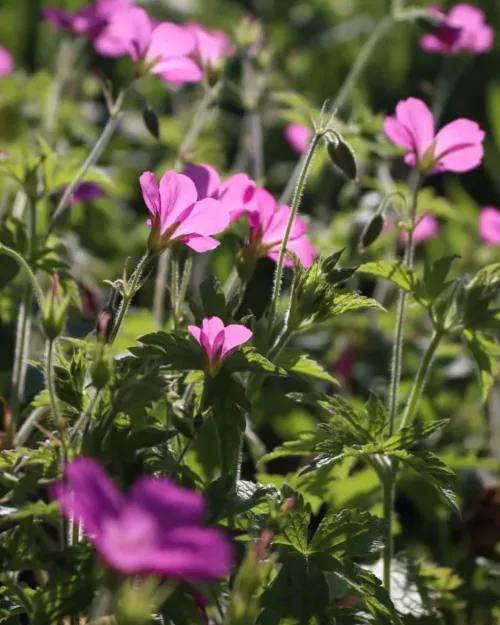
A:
[245,188,316,268]
[183,163,255,222]
[285,123,311,154]
[479,206,500,245]
[101,8,202,82]
[400,213,439,245]
[420,4,493,55]
[140,169,231,253]
[184,23,234,71]
[334,345,355,379]
[56,182,103,205]
[188,316,252,376]
[0,46,13,78]
[383,97,484,175]
[52,458,233,580]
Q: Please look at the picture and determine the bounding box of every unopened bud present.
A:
[255,529,274,560]
[327,137,358,180]
[284,497,295,512]
[360,213,385,249]
[96,307,115,343]
[90,346,114,390]
[326,266,358,285]
[42,274,70,340]
[173,413,194,438]
[142,104,160,140]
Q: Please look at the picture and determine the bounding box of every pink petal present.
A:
[434,118,484,173]
[200,317,225,359]
[158,171,198,233]
[186,23,231,68]
[105,7,152,61]
[139,171,160,218]
[479,206,500,245]
[188,325,202,344]
[182,235,220,252]
[401,214,439,245]
[173,198,230,238]
[420,33,449,53]
[95,0,132,18]
[284,123,311,154]
[383,116,415,151]
[146,22,196,66]
[0,46,14,78]
[154,57,203,84]
[393,98,435,158]
[183,163,221,200]
[220,324,253,359]
[248,187,277,234]
[217,173,256,221]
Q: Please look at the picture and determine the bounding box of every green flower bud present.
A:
[360,213,385,249]
[142,103,160,140]
[327,137,358,180]
[41,274,70,340]
[90,345,114,390]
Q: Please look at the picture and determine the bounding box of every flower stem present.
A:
[48,88,128,234]
[175,255,193,321]
[153,85,220,328]
[46,339,67,461]
[170,254,180,329]
[382,473,395,593]
[269,132,322,333]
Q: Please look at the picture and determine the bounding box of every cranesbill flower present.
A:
[188,316,252,375]
[479,207,500,245]
[184,163,255,222]
[140,170,230,253]
[420,4,493,55]
[184,23,234,72]
[102,8,202,83]
[383,97,484,175]
[52,458,233,580]
[0,46,13,78]
[400,213,439,245]
[245,188,316,268]
[285,123,311,155]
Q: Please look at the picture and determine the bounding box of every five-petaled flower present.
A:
[284,123,311,155]
[0,46,13,78]
[103,7,202,83]
[184,163,255,222]
[420,4,494,55]
[479,207,500,245]
[383,97,485,175]
[245,188,317,268]
[52,458,234,580]
[141,170,230,253]
[400,213,440,246]
[184,23,234,73]
[188,316,252,376]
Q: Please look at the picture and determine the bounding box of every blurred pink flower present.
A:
[68,182,104,205]
[420,4,493,55]
[334,345,355,379]
[246,188,316,268]
[52,457,233,580]
[101,8,202,82]
[188,316,252,375]
[285,123,311,154]
[384,97,484,175]
[184,163,255,222]
[400,213,439,245]
[0,46,14,78]
[140,169,231,253]
[479,206,500,245]
[185,23,234,71]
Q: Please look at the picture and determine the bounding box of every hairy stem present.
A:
[46,339,67,460]
[153,86,219,328]
[269,132,323,333]
[170,254,180,329]
[383,473,395,593]
[175,255,193,321]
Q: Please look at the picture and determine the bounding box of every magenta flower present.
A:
[52,458,233,580]
[245,188,316,268]
[188,316,252,375]
[420,4,493,55]
[184,23,234,71]
[383,97,484,175]
[102,8,202,82]
[140,170,231,253]
[479,206,500,245]
[0,46,13,78]
[284,123,311,154]
[184,164,255,222]
[57,182,103,205]
[400,213,439,245]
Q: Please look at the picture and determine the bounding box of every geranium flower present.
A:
[188,316,252,375]
[479,207,500,245]
[184,163,255,222]
[52,458,233,580]
[102,7,202,82]
[284,123,311,154]
[140,170,231,253]
[0,46,13,78]
[245,188,316,268]
[383,97,484,175]
[400,214,439,245]
[184,23,234,71]
[420,4,493,55]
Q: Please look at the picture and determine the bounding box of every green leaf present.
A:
[309,509,386,558]
[329,291,385,316]
[274,489,310,554]
[0,501,59,524]
[463,329,497,401]
[278,349,339,384]
[130,331,203,370]
[365,393,387,438]
[197,274,229,321]
[357,261,423,299]
[0,217,28,289]
[225,346,286,375]
[423,255,460,300]
[383,420,449,452]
